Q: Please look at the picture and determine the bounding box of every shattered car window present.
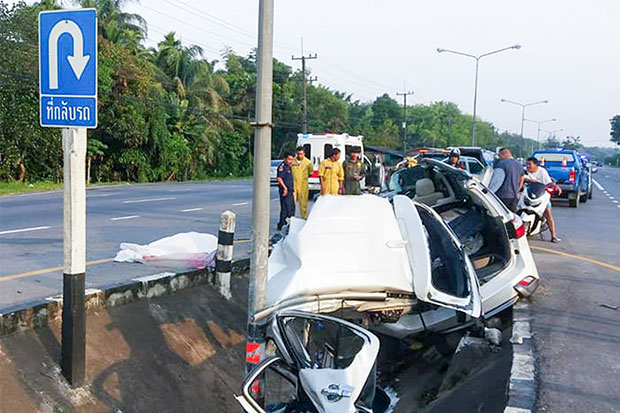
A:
[281,316,365,370]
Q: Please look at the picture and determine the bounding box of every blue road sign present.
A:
[39,9,97,128]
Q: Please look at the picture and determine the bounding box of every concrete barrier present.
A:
[0,257,250,337]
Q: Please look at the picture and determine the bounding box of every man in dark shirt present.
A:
[277,153,295,230]
[494,147,525,213]
[343,146,365,195]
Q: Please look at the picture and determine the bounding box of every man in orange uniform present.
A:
[319,148,344,195]
[291,146,314,219]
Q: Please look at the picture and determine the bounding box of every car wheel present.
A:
[580,192,588,203]
[569,193,580,208]
[588,188,593,199]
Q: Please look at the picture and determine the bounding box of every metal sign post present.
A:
[39,8,97,386]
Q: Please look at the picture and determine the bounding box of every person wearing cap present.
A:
[291,146,314,219]
[343,146,366,195]
[445,148,462,168]
[276,153,295,230]
[319,148,344,195]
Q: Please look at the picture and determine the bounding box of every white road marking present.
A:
[613,200,618,204]
[181,207,203,212]
[609,197,615,200]
[122,197,176,204]
[593,179,604,191]
[232,202,249,206]
[0,226,52,235]
[110,215,139,221]
[87,193,115,198]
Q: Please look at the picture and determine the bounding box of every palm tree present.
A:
[79,0,147,47]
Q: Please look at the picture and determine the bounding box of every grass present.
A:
[0,176,253,196]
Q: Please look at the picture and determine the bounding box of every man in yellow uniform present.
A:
[319,148,344,195]
[291,146,314,219]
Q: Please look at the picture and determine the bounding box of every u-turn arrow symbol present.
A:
[48,19,90,89]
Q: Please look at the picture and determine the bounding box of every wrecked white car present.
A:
[377,158,539,339]
[254,194,482,339]
[236,310,391,413]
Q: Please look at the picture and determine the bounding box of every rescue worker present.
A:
[276,153,295,230]
[445,147,462,168]
[291,146,314,219]
[343,146,365,195]
[318,148,344,195]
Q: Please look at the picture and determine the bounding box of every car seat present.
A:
[414,178,445,206]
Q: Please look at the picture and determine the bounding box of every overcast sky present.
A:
[84,1,620,146]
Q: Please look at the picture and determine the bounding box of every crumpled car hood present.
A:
[267,195,414,309]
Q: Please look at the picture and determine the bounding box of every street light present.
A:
[437,44,521,146]
[500,99,548,139]
[524,118,557,151]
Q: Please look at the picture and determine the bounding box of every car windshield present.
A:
[271,160,282,167]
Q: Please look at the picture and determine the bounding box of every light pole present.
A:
[524,118,557,152]
[437,44,521,146]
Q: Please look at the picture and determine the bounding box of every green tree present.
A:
[610,115,620,146]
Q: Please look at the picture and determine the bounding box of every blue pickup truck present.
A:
[531,149,592,208]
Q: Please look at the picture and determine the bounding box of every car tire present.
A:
[580,192,588,203]
[588,188,593,199]
[569,193,580,208]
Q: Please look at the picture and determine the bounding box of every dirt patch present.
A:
[0,274,250,413]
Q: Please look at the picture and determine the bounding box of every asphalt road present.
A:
[0,179,280,310]
[529,165,620,412]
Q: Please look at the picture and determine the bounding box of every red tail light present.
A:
[569,169,576,183]
[311,170,319,178]
[519,276,536,286]
[508,214,526,239]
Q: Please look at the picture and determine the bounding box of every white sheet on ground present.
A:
[114,232,218,269]
[267,195,414,307]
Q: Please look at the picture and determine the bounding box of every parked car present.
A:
[531,149,593,207]
[376,158,539,338]
[257,194,482,340]
[441,155,488,177]
[270,159,282,186]
[235,310,391,412]
[457,146,497,166]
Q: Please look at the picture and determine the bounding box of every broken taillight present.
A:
[569,169,576,183]
[519,276,536,286]
[508,214,526,239]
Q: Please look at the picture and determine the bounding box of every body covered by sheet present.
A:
[267,195,414,308]
[114,232,218,270]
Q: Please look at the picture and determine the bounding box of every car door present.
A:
[236,311,384,413]
[392,195,482,318]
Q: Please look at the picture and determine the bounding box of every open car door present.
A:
[236,311,389,413]
[393,195,482,318]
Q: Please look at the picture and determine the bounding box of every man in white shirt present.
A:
[525,157,562,242]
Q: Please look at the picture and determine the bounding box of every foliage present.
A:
[0,0,587,183]
[610,115,620,146]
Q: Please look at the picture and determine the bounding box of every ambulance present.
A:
[296,133,374,195]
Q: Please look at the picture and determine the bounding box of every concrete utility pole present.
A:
[396,90,414,153]
[246,0,273,403]
[292,41,317,134]
[61,127,87,386]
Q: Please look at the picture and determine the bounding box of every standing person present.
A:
[343,146,365,195]
[494,147,525,213]
[276,153,295,230]
[525,157,562,242]
[318,148,344,195]
[291,146,314,219]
